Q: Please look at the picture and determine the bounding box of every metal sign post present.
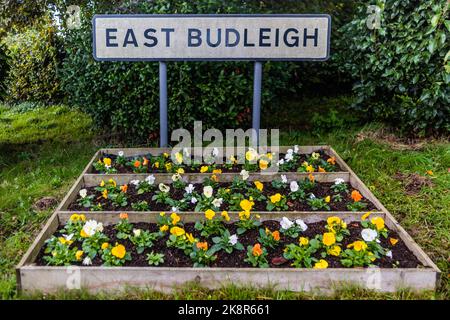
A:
[92,14,331,147]
[159,61,168,147]
[252,61,263,146]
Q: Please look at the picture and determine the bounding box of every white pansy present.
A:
[290,181,299,192]
[240,169,249,181]
[191,197,198,204]
[212,147,219,157]
[172,173,181,182]
[133,229,142,237]
[145,175,156,185]
[82,220,103,237]
[171,207,178,212]
[295,219,308,231]
[130,179,140,186]
[229,234,238,245]
[118,151,124,157]
[281,175,288,184]
[63,233,74,241]
[203,185,213,198]
[105,164,111,169]
[287,148,294,155]
[159,183,170,193]
[294,145,299,154]
[309,193,316,199]
[386,250,393,258]
[284,152,294,162]
[280,217,294,230]
[361,228,378,242]
[79,189,87,198]
[185,183,195,194]
[311,152,320,160]
[212,198,223,208]
[277,159,284,166]
[82,256,92,266]
[334,178,345,185]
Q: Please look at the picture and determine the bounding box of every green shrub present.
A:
[337,0,450,135]
[1,19,61,104]
[56,0,298,141]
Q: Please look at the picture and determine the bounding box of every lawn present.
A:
[0,100,448,300]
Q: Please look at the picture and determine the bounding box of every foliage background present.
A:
[338,0,450,135]
[0,1,449,137]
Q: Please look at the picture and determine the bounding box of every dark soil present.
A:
[34,220,422,269]
[93,150,344,173]
[68,182,377,212]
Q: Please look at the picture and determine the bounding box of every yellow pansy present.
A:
[240,199,254,212]
[361,212,371,221]
[245,149,258,161]
[259,159,268,170]
[100,180,105,187]
[325,196,331,203]
[239,210,250,221]
[213,169,222,174]
[160,225,169,232]
[186,233,195,243]
[328,245,341,256]
[80,229,89,238]
[327,216,342,226]
[371,217,385,231]
[58,237,73,245]
[269,193,282,204]
[108,179,116,187]
[322,232,336,246]
[70,214,85,222]
[266,153,273,160]
[221,211,230,222]
[101,242,109,250]
[306,165,314,173]
[103,158,112,166]
[299,237,309,246]
[254,181,264,192]
[170,212,180,225]
[347,241,368,252]
[102,189,108,199]
[154,161,160,168]
[200,166,209,173]
[177,168,185,174]
[159,212,166,217]
[75,250,83,261]
[175,152,183,164]
[170,226,185,237]
[165,163,172,171]
[314,259,328,269]
[205,209,216,220]
[111,244,126,259]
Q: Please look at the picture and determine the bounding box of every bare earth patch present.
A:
[393,172,434,195]
[32,197,58,211]
[355,128,443,151]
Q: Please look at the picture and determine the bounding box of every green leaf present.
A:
[444,20,450,32]
[428,38,437,53]
[431,14,440,27]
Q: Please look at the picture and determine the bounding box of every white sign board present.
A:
[93,14,331,61]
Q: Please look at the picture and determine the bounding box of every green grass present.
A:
[0,100,448,300]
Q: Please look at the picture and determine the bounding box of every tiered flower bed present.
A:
[68,177,377,212]
[35,213,419,269]
[16,146,440,294]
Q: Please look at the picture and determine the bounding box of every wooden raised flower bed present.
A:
[16,146,440,294]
